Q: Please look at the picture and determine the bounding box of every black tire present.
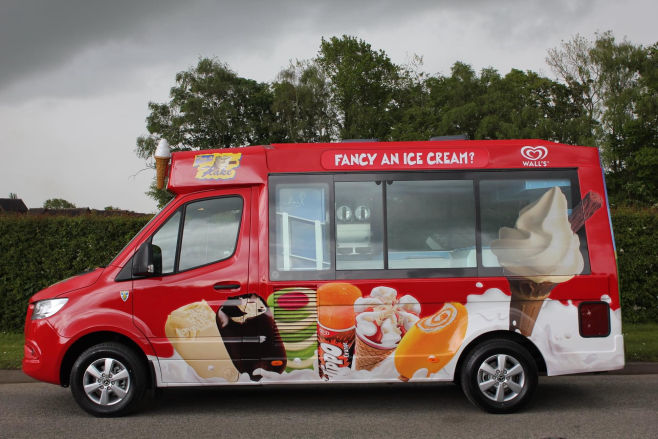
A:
[70,342,147,417]
[459,339,537,413]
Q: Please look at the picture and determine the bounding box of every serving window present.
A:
[269,169,588,281]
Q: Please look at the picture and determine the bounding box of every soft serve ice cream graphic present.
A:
[491,186,585,336]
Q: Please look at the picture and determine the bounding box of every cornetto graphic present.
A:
[521,145,549,167]
[193,152,242,180]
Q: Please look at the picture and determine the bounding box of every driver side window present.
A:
[149,196,243,275]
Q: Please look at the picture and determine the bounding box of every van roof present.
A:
[166,139,599,194]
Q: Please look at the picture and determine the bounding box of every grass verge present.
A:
[1,323,657,370]
[623,322,658,362]
[0,332,24,369]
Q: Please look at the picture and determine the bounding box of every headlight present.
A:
[32,298,69,320]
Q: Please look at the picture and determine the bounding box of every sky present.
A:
[1,0,656,213]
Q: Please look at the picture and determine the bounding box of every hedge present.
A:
[0,214,151,331]
[0,208,656,331]
[612,206,658,323]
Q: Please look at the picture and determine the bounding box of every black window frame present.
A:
[476,168,590,278]
[268,168,589,281]
[135,195,244,278]
[268,174,335,281]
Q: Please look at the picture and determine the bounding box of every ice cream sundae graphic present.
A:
[491,187,602,336]
[353,286,421,371]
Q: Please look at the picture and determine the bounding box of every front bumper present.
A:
[23,315,70,385]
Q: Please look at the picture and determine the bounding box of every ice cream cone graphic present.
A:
[507,277,556,336]
[154,139,171,190]
[354,336,396,371]
[492,187,602,337]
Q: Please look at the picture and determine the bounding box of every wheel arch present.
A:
[60,331,154,388]
[454,330,547,383]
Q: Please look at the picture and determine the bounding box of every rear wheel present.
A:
[460,339,537,413]
[70,342,147,417]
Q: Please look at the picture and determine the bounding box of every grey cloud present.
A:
[0,1,186,89]
[0,0,493,96]
[0,0,616,102]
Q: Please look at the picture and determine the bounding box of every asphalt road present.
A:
[1,374,657,439]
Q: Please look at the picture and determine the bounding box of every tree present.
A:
[546,33,603,144]
[316,36,402,140]
[43,199,76,209]
[427,62,487,140]
[8,193,17,199]
[605,42,658,205]
[389,54,436,141]
[271,60,337,142]
[136,58,279,159]
[136,58,283,207]
[548,32,657,205]
[394,61,586,144]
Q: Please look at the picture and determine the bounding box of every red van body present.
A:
[23,139,623,415]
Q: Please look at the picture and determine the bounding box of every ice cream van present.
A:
[23,139,624,416]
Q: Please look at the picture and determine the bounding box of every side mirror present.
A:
[133,242,162,277]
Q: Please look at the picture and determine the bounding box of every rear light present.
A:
[578,301,610,337]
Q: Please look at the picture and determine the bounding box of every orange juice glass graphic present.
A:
[317,283,362,380]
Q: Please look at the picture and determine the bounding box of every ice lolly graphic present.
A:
[395,302,468,381]
[317,283,362,380]
[353,286,420,371]
[267,288,318,372]
[154,138,171,190]
[164,300,239,382]
[491,187,601,336]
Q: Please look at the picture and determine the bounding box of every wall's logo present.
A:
[520,146,549,167]
[193,153,242,180]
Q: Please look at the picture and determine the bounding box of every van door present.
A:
[132,188,251,384]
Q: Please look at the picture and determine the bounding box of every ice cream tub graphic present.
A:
[395,302,468,381]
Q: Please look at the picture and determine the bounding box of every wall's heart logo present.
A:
[520,146,548,161]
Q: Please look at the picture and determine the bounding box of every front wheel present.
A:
[460,339,537,413]
[70,342,147,417]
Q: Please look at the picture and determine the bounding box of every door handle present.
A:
[213,282,241,291]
